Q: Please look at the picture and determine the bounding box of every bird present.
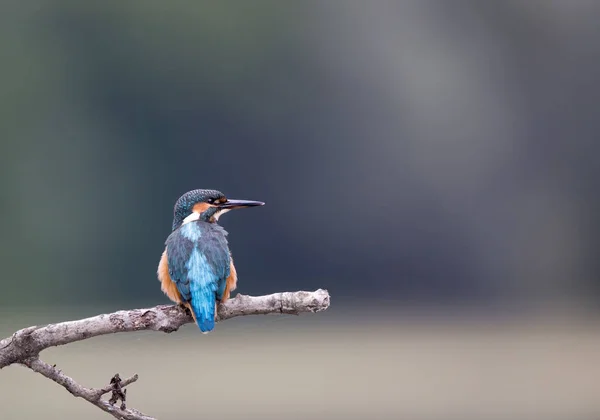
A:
[157,189,264,333]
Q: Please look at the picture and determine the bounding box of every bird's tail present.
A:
[189,288,216,334]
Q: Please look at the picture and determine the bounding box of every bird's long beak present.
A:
[218,199,265,209]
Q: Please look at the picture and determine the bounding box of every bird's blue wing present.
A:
[165,221,230,332]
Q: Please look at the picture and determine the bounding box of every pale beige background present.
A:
[1,305,598,420]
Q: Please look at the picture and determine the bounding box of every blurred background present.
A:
[1,1,599,419]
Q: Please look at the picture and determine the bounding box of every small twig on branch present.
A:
[0,289,330,420]
[22,358,153,420]
[108,374,128,410]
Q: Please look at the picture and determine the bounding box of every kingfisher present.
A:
[157,189,264,333]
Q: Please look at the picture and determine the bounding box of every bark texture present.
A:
[0,289,330,419]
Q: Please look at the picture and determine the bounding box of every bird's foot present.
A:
[177,303,193,317]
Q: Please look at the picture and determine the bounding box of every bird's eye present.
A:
[207,198,214,204]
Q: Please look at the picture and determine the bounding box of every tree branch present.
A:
[0,289,330,419]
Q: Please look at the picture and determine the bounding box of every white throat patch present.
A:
[182,211,200,225]
[182,208,231,225]
[213,208,231,221]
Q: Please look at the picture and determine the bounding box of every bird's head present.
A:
[171,189,264,230]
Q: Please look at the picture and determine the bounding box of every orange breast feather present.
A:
[222,259,238,302]
[158,250,182,304]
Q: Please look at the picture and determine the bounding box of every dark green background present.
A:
[2,2,599,308]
